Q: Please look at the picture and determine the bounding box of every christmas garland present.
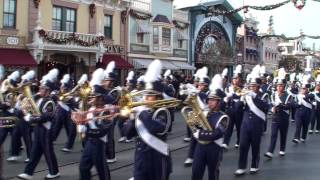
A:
[172,20,189,30]
[260,34,320,40]
[129,9,152,20]
[38,29,105,47]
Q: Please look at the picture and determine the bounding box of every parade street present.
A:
[1,112,320,180]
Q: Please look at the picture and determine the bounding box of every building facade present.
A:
[120,0,193,76]
[237,14,259,74]
[259,35,281,73]
[185,0,242,77]
[1,0,132,83]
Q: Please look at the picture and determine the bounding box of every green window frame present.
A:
[3,0,17,28]
[104,15,112,39]
[52,6,77,32]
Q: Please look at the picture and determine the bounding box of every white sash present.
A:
[214,115,229,147]
[301,98,312,109]
[87,109,107,142]
[245,96,266,121]
[135,113,169,156]
[58,101,70,112]
[313,92,320,103]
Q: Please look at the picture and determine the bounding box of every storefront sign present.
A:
[173,49,187,58]
[131,44,149,53]
[104,45,125,55]
[6,37,19,45]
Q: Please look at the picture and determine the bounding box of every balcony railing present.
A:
[173,9,188,22]
[130,0,151,13]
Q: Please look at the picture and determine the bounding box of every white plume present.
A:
[259,65,266,76]
[105,61,115,74]
[77,74,88,85]
[198,67,208,79]
[234,65,242,74]
[144,59,162,83]
[48,68,59,80]
[316,75,320,82]
[290,73,296,82]
[209,74,223,91]
[126,71,134,81]
[246,73,252,83]
[0,65,4,80]
[60,74,70,84]
[193,68,201,78]
[22,70,35,81]
[302,74,310,85]
[278,68,286,80]
[137,75,145,82]
[164,70,171,78]
[8,71,20,81]
[222,68,228,77]
[251,65,261,79]
[90,68,105,86]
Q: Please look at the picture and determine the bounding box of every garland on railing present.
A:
[205,0,320,16]
[172,20,189,30]
[129,9,152,20]
[38,29,105,47]
[260,34,320,40]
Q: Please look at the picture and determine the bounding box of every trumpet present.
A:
[0,116,18,128]
[71,106,119,125]
[59,83,82,102]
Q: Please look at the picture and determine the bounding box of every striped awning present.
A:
[136,20,150,34]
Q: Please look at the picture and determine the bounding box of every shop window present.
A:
[162,28,171,46]
[137,33,144,44]
[153,27,159,45]
[178,40,183,48]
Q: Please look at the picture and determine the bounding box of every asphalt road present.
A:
[2,112,320,180]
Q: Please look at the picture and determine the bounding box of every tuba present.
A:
[181,94,212,144]
[20,83,41,116]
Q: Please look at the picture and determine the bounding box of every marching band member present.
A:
[223,65,243,149]
[163,70,176,133]
[234,65,269,175]
[118,71,136,143]
[259,66,270,133]
[265,68,293,159]
[18,72,60,180]
[136,75,145,91]
[292,75,314,143]
[52,74,77,152]
[102,61,118,163]
[184,67,210,167]
[78,68,115,180]
[309,74,320,134]
[7,71,35,162]
[124,60,172,180]
[287,73,298,123]
[192,74,228,180]
[0,65,5,180]
[0,71,20,147]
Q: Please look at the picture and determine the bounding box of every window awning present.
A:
[0,49,37,66]
[137,20,150,34]
[133,59,179,70]
[102,55,133,69]
[170,61,196,70]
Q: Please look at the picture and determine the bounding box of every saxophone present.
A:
[181,94,212,144]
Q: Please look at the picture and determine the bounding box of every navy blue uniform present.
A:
[238,92,269,169]
[52,98,77,150]
[0,102,14,146]
[224,86,244,146]
[287,86,298,121]
[24,97,59,176]
[267,92,293,153]
[310,92,320,131]
[192,111,228,180]
[79,110,112,180]
[125,108,172,180]
[293,93,314,141]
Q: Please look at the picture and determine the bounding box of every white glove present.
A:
[193,129,200,139]
[226,92,233,98]
[24,113,31,122]
[247,91,257,98]
[313,102,317,106]
[274,101,281,106]
[77,125,87,133]
[8,108,15,113]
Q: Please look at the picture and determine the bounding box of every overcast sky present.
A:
[174,0,320,49]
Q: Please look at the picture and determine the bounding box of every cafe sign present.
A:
[0,35,24,48]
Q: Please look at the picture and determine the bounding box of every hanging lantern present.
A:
[292,0,306,10]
